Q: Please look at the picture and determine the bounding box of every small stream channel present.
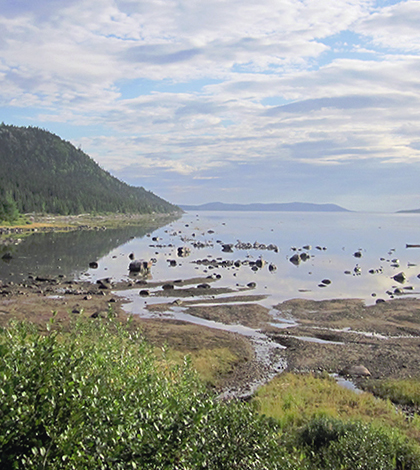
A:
[116,287,362,398]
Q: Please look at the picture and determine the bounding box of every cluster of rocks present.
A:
[191,241,214,249]
[318,279,332,288]
[192,257,277,273]
[0,227,25,236]
[220,240,279,253]
[344,265,362,276]
[0,275,108,298]
[289,252,311,266]
[128,259,153,275]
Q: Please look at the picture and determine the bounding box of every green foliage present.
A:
[253,372,402,431]
[4,318,419,470]
[0,191,19,223]
[0,318,284,469]
[295,416,420,470]
[364,378,420,407]
[0,125,179,216]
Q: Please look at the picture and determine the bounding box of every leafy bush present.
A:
[0,317,285,469]
[296,416,420,470]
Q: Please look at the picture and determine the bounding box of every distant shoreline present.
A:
[180,202,351,212]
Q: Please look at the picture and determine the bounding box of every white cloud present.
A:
[2,0,420,210]
[356,0,420,51]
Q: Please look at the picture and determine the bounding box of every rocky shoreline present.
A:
[0,212,181,247]
[1,269,420,403]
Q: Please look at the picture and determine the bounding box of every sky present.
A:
[1,0,420,212]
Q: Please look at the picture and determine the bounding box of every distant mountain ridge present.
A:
[180,202,350,212]
[0,124,179,220]
[397,208,420,213]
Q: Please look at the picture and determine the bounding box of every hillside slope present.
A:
[0,124,179,218]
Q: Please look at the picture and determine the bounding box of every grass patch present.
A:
[163,347,239,388]
[253,373,420,468]
[253,372,420,441]
[364,377,420,407]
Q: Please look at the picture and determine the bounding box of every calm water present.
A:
[82,211,420,307]
[3,211,420,307]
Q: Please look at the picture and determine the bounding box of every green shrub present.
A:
[296,416,420,470]
[0,318,286,469]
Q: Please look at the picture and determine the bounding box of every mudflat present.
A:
[1,273,420,397]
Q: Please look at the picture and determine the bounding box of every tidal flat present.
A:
[1,210,420,404]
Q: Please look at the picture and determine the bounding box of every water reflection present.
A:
[80,211,420,306]
[0,217,178,283]
[2,211,420,306]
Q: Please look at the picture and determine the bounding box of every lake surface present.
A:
[3,211,420,307]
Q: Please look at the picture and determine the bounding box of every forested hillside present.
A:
[0,124,179,220]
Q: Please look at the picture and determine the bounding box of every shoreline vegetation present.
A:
[0,212,182,240]
[1,213,420,468]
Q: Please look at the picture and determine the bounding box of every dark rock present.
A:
[321,279,331,285]
[89,261,98,269]
[393,272,407,284]
[128,252,135,260]
[268,263,277,272]
[197,283,211,289]
[162,283,174,290]
[255,259,265,268]
[35,275,56,283]
[97,278,112,289]
[247,282,256,288]
[289,254,301,266]
[354,251,362,258]
[177,246,191,257]
[222,244,234,253]
[129,259,152,274]
[139,290,150,296]
[300,252,310,261]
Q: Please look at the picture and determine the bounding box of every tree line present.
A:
[0,124,179,222]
